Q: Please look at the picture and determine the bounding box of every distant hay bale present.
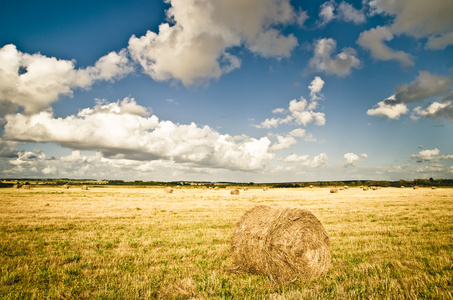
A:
[230,188,240,195]
[164,187,173,194]
[263,187,269,191]
[22,185,30,190]
[401,186,405,188]
[81,185,88,190]
[344,186,349,189]
[203,187,208,190]
[62,184,69,189]
[431,186,437,190]
[330,188,338,193]
[244,187,249,191]
[310,185,313,188]
[413,186,419,190]
[231,205,331,284]
[13,184,19,189]
[214,187,220,191]
[371,186,378,190]
[339,187,344,191]
[363,187,369,191]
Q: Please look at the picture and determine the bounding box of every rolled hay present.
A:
[431,186,437,190]
[214,187,220,191]
[413,186,419,190]
[230,188,240,195]
[62,184,69,189]
[164,187,173,194]
[263,187,269,191]
[244,187,249,191]
[81,185,88,190]
[330,188,338,193]
[22,185,30,190]
[309,185,314,188]
[231,205,331,284]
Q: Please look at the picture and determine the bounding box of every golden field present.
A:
[1,186,452,299]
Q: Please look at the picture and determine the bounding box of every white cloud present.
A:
[344,152,367,167]
[337,2,365,24]
[270,135,297,151]
[128,0,299,86]
[412,101,453,122]
[272,108,286,114]
[283,152,328,167]
[289,97,326,126]
[318,1,336,26]
[311,153,328,167]
[367,98,409,119]
[3,98,274,171]
[308,76,325,102]
[0,43,133,119]
[288,128,306,138]
[368,71,453,122]
[0,44,132,115]
[410,148,440,163]
[309,38,361,77]
[369,0,453,49]
[357,26,414,67]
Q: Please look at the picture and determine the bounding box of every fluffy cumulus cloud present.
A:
[3,98,274,171]
[317,1,366,27]
[368,71,453,122]
[410,148,453,163]
[369,0,453,50]
[128,0,300,86]
[256,77,327,129]
[344,152,367,167]
[283,152,328,167]
[357,26,414,67]
[0,44,132,115]
[309,38,361,77]
[360,0,453,68]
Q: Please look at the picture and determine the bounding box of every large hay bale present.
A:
[230,188,240,195]
[62,184,69,189]
[330,188,338,193]
[164,187,173,194]
[231,205,330,284]
[22,185,30,190]
[81,185,88,190]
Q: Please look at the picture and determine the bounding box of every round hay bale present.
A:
[309,185,313,188]
[363,187,369,191]
[413,186,419,190]
[81,185,88,190]
[164,187,173,194]
[431,186,437,190]
[244,187,249,191]
[230,188,240,195]
[214,187,220,191]
[344,186,349,189]
[263,187,269,191]
[22,185,30,190]
[62,184,69,189]
[330,188,338,193]
[231,205,331,284]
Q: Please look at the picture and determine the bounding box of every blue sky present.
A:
[1,0,452,182]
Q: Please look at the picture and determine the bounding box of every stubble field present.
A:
[1,186,452,299]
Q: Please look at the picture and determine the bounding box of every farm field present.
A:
[1,186,452,299]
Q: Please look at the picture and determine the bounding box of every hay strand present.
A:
[231,205,331,284]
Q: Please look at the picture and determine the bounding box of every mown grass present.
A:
[1,187,452,299]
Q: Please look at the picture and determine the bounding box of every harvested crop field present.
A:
[1,186,452,299]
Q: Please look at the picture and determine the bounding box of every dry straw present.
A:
[164,187,173,194]
[330,188,338,193]
[62,184,69,189]
[230,188,240,195]
[231,205,331,284]
[81,185,88,190]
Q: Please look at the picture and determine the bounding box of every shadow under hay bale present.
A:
[231,205,331,284]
